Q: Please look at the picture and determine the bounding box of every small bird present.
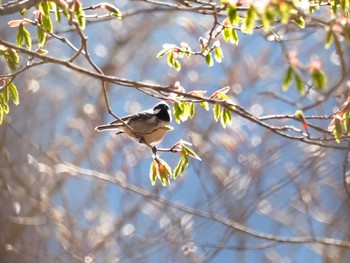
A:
[95,102,172,146]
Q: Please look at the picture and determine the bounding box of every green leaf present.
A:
[189,102,195,118]
[39,2,50,16]
[8,49,19,65]
[325,30,333,49]
[242,6,256,34]
[221,109,232,128]
[260,12,271,32]
[173,101,182,123]
[334,118,342,143]
[293,16,305,29]
[16,24,24,47]
[156,48,170,58]
[282,67,293,91]
[149,160,158,186]
[37,48,48,54]
[213,103,221,121]
[42,15,53,32]
[294,72,305,95]
[205,52,214,67]
[343,112,350,135]
[54,2,61,22]
[4,49,19,71]
[231,29,239,45]
[0,104,3,125]
[113,9,122,19]
[37,27,47,48]
[75,7,86,30]
[173,101,190,123]
[278,2,292,24]
[182,144,201,161]
[2,102,9,114]
[179,101,189,122]
[214,46,223,63]
[311,69,327,91]
[173,60,181,71]
[8,82,19,105]
[227,5,239,25]
[222,27,232,42]
[167,52,175,67]
[22,25,32,50]
[1,90,9,114]
[217,92,230,101]
[173,156,188,179]
[200,101,209,111]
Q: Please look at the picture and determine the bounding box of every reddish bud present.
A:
[8,19,33,27]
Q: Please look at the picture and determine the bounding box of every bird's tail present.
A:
[95,124,122,132]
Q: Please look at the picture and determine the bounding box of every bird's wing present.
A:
[108,110,153,125]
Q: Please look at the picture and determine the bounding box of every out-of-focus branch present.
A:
[57,162,350,249]
[0,0,43,15]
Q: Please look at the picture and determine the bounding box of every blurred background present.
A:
[1,0,350,262]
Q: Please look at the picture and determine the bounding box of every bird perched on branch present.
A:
[95,102,172,147]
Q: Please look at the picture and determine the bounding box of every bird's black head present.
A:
[153,102,171,122]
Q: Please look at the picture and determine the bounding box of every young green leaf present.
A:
[39,2,50,16]
[179,101,189,122]
[260,12,271,32]
[173,60,181,71]
[167,52,175,67]
[311,69,327,91]
[222,27,232,42]
[214,46,223,63]
[205,52,214,67]
[231,29,239,45]
[242,6,256,35]
[150,160,158,186]
[22,25,32,50]
[113,9,122,19]
[227,5,239,25]
[294,72,305,95]
[173,156,188,179]
[221,109,232,128]
[200,101,209,111]
[334,118,342,143]
[173,101,190,123]
[343,112,350,135]
[8,82,19,105]
[16,24,24,47]
[282,67,293,91]
[1,90,9,113]
[182,145,201,161]
[4,49,19,71]
[76,9,86,30]
[173,101,182,123]
[213,103,221,121]
[157,47,171,58]
[54,2,62,22]
[0,105,3,125]
[293,16,305,29]
[42,15,53,32]
[189,102,195,118]
[325,30,333,49]
[37,27,47,47]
